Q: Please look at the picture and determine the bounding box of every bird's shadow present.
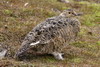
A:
[16,53,75,62]
[16,53,53,61]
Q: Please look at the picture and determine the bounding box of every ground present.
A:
[0,0,100,67]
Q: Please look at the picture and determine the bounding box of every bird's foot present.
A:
[52,52,64,60]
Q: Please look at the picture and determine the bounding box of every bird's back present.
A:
[24,16,75,44]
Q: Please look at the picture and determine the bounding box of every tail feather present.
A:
[14,40,40,60]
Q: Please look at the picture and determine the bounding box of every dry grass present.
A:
[0,0,100,67]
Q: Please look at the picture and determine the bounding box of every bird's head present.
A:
[59,9,82,17]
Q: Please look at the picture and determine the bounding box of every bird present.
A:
[15,9,81,60]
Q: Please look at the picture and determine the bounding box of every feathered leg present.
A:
[52,52,64,60]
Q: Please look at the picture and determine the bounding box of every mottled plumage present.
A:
[15,9,81,60]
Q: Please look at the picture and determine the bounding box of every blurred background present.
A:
[0,0,100,67]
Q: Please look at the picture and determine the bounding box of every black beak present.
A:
[74,12,83,16]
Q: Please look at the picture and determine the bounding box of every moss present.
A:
[70,41,87,48]
[70,58,83,63]
[79,28,87,35]
[3,9,13,15]
[44,57,56,63]
[97,41,100,45]
[78,1,100,26]
[82,15,96,26]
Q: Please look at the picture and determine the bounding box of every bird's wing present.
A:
[16,17,80,56]
[26,16,69,45]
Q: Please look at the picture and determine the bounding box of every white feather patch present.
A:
[30,41,40,46]
[0,49,7,59]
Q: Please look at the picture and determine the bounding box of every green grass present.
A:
[78,1,100,26]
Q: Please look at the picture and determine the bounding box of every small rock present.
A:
[24,3,29,7]
[4,25,8,29]
[0,44,8,59]
[0,49,7,59]
[58,0,70,3]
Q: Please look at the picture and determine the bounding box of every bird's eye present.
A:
[68,12,71,14]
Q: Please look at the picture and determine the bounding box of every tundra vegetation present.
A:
[0,0,100,67]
